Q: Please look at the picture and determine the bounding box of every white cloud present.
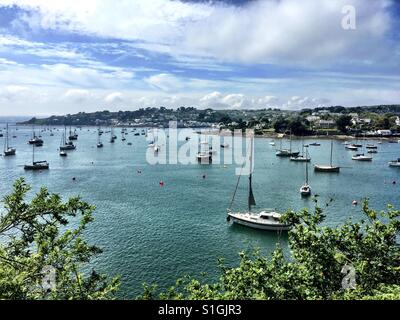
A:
[63,89,90,102]
[104,92,124,104]
[282,96,331,110]
[0,0,396,65]
[0,57,18,65]
[144,73,183,92]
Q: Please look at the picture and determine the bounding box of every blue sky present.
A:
[0,0,399,116]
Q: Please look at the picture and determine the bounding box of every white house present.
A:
[317,120,335,129]
[306,115,320,123]
[377,129,392,136]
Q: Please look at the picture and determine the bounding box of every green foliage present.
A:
[141,200,400,300]
[0,178,120,300]
[336,115,352,133]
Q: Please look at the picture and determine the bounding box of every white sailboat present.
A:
[3,123,16,156]
[60,126,76,151]
[276,131,299,157]
[300,149,311,196]
[227,134,291,231]
[389,159,400,167]
[97,126,104,148]
[290,142,311,162]
[352,139,372,161]
[314,140,340,173]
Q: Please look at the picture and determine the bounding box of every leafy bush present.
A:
[140,200,400,300]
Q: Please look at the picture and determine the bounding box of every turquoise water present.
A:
[0,124,399,298]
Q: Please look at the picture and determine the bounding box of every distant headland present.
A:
[18,104,400,137]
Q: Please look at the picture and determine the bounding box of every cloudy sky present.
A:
[0,0,399,116]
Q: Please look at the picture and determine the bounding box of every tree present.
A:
[273,117,289,133]
[141,200,400,300]
[336,115,352,133]
[0,179,120,300]
[288,117,309,136]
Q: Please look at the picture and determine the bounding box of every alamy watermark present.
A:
[342,5,357,30]
[41,265,56,293]
[145,122,254,176]
[341,264,357,290]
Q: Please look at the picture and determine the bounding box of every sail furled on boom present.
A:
[248,174,256,210]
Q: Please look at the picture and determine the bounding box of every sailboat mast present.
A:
[305,149,309,184]
[5,123,9,150]
[248,133,256,212]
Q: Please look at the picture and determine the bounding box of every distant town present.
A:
[20,104,400,137]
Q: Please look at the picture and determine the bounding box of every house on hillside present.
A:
[316,120,335,129]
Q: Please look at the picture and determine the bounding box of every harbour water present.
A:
[0,123,399,298]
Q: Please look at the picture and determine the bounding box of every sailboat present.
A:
[60,126,76,151]
[68,126,78,140]
[227,134,291,231]
[3,123,16,156]
[24,143,49,170]
[290,142,311,162]
[28,126,43,146]
[345,144,358,151]
[389,158,400,167]
[314,140,340,173]
[300,149,311,196]
[110,126,116,143]
[276,131,299,157]
[352,138,372,161]
[97,127,104,148]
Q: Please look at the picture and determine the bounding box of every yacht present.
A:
[3,123,16,156]
[352,154,372,161]
[276,131,299,157]
[227,133,291,232]
[315,140,340,173]
[345,144,358,151]
[24,144,49,170]
[300,149,311,197]
[389,159,400,167]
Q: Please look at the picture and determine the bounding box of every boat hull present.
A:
[352,156,372,161]
[227,213,291,231]
[24,164,49,170]
[290,157,311,162]
[60,145,76,151]
[314,165,340,173]
[4,148,16,156]
[276,151,300,157]
[389,162,400,167]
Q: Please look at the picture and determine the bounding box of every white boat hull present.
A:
[227,212,291,231]
[389,162,400,167]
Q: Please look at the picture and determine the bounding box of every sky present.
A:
[0,0,399,116]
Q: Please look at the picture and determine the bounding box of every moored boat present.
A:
[315,140,340,173]
[389,159,400,167]
[352,154,372,161]
[227,133,291,232]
